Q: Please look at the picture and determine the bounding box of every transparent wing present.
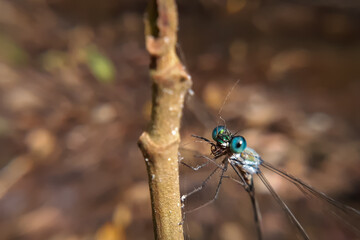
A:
[257,171,310,240]
[260,159,360,237]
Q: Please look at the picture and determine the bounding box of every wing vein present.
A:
[257,171,310,240]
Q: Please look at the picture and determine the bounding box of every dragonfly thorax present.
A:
[229,150,262,175]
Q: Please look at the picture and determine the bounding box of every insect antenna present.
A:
[217,79,240,119]
[217,79,241,128]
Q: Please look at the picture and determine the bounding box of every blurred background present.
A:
[0,0,359,240]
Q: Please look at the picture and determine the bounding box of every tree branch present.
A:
[138,0,191,239]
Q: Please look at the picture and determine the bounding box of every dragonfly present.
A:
[180,125,360,240]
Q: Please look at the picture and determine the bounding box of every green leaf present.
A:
[0,34,28,66]
[86,46,116,83]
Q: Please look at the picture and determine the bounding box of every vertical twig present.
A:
[138,0,192,239]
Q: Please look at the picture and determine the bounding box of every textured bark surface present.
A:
[138,0,192,239]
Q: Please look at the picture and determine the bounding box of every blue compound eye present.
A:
[230,136,247,153]
[212,126,226,141]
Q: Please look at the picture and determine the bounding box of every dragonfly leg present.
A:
[229,162,252,192]
[191,134,215,146]
[180,160,211,171]
[229,162,263,240]
[182,161,228,214]
[180,155,224,171]
[181,166,220,204]
[248,178,263,240]
[223,175,245,186]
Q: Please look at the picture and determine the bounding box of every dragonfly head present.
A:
[212,126,247,153]
[229,136,247,153]
[212,126,231,147]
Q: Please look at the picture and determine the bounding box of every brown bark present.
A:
[138,0,191,239]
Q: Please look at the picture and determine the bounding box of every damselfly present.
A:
[180,125,360,239]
